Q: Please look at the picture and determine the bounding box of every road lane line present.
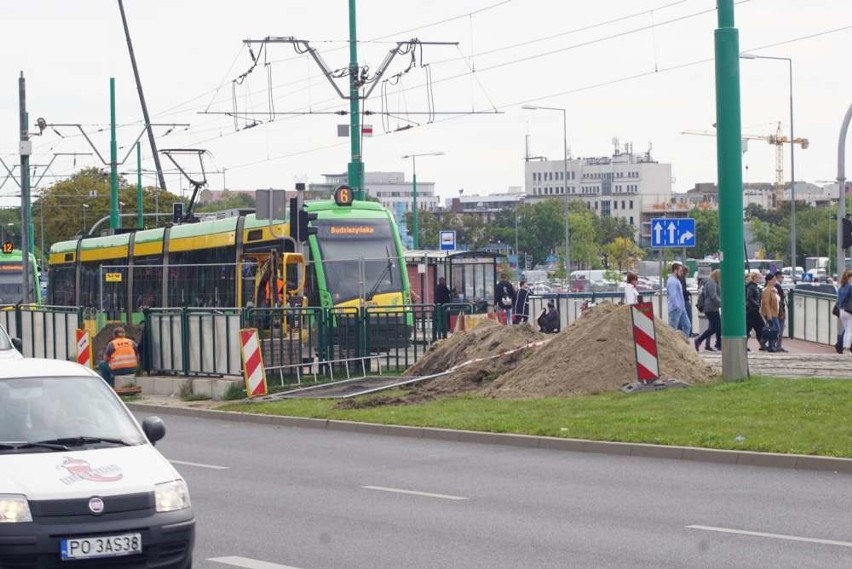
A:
[209,556,303,569]
[362,485,468,501]
[169,459,229,470]
[686,525,852,548]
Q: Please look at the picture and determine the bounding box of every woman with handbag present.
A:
[836,270,852,353]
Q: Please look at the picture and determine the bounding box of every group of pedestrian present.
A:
[745,271,788,352]
[493,273,559,332]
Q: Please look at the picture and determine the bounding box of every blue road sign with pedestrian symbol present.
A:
[650,218,696,248]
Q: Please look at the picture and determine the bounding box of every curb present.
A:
[127,403,852,475]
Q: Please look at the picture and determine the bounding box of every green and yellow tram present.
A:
[47,198,411,322]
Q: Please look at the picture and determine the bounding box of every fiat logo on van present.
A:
[88,497,104,514]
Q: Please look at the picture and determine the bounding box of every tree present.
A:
[195,190,255,212]
[34,168,183,255]
[603,237,645,270]
[568,201,599,269]
[689,208,720,258]
[596,216,635,245]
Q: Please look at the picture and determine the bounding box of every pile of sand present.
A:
[482,303,716,399]
[339,303,717,408]
[403,319,547,398]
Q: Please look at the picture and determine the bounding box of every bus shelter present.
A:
[405,250,505,310]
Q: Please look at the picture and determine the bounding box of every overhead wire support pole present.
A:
[117,0,167,190]
[19,71,32,304]
[243,18,457,203]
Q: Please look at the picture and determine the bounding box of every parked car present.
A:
[0,359,195,567]
[795,282,837,296]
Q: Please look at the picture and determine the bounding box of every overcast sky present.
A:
[1,0,850,204]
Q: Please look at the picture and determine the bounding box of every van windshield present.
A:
[0,376,146,451]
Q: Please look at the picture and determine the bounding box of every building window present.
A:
[629,200,633,208]
[630,216,634,225]
[622,200,626,209]
[613,201,618,210]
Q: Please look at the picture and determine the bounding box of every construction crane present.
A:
[682,122,808,207]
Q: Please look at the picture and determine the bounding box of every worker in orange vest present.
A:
[97,327,139,387]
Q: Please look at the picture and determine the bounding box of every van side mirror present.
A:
[142,416,166,445]
[11,337,22,353]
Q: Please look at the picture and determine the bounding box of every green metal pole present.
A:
[347,0,365,201]
[19,72,33,304]
[715,0,748,380]
[136,141,143,229]
[412,158,419,249]
[110,78,119,230]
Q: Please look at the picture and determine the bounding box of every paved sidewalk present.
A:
[699,337,852,378]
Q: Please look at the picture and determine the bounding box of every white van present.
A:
[0,359,194,567]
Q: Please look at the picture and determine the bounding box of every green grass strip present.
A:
[219,377,852,457]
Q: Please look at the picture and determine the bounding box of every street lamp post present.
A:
[740,53,796,278]
[82,204,89,235]
[401,152,444,249]
[522,105,570,278]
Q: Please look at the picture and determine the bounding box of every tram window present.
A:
[50,265,76,306]
[133,255,162,309]
[169,246,236,307]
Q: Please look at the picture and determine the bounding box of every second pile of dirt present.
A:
[399,303,716,402]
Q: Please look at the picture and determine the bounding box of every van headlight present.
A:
[0,494,32,523]
[155,480,191,512]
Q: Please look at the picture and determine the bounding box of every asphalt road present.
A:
[138,411,852,569]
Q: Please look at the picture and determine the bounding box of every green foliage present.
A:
[35,168,184,253]
[223,382,247,401]
[603,237,645,270]
[195,190,255,212]
[688,208,720,258]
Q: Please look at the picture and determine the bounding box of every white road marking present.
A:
[169,459,229,470]
[362,485,468,501]
[209,556,303,569]
[687,525,852,548]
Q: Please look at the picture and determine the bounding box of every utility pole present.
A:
[18,72,32,304]
[117,0,167,190]
[137,141,143,229]
[836,104,852,276]
[110,78,119,230]
[715,0,748,380]
[347,0,365,201]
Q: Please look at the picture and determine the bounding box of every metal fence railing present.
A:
[4,288,839,382]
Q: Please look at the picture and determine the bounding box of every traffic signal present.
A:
[843,217,852,250]
[172,202,183,223]
[298,207,318,243]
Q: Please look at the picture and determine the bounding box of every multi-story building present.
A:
[310,172,440,213]
[524,144,673,235]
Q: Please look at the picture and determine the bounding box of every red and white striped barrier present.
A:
[239,328,268,398]
[630,302,660,384]
[76,329,93,369]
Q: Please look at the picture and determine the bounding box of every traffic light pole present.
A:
[836,102,852,275]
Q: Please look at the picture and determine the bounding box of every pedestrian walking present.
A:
[680,266,695,337]
[836,270,852,353]
[760,273,780,352]
[774,270,788,352]
[623,272,640,306]
[513,280,530,323]
[666,262,691,339]
[745,272,766,351]
[694,269,721,352]
[494,273,516,325]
